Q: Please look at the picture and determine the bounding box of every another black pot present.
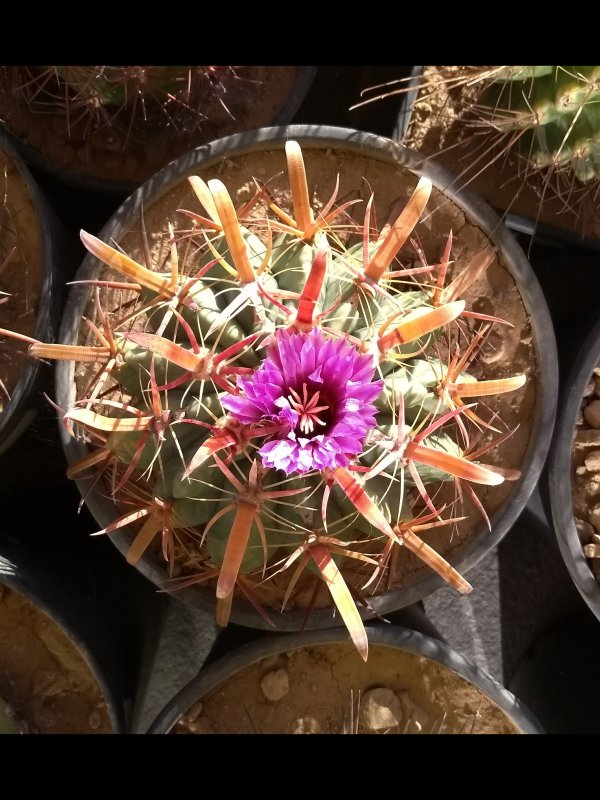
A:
[549,314,600,622]
[55,124,558,630]
[146,625,542,734]
[0,130,66,458]
[2,67,318,197]
[0,535,128,733]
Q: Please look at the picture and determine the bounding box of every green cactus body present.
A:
[491,65,600,182]
[332,473,412,536]
[106,392,224,474]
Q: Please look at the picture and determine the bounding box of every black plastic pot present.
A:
[146,625,542,734]
[0,534,128,733]
[549,314,600,622]
[392,64,423,142]
[2,67,318,197]
[0,130,66,458]
[394,66,600,250]
[55,124,558,631]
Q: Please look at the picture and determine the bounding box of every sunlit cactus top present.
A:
[9,140,528,660]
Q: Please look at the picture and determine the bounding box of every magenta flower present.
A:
[221,329,383,474]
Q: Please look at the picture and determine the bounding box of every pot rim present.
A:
[549,314,600,620]
[146,625,543,734]
[0,548,125,733]
[1,67,318,196]
[55,123,558,629]
[0,128,61,457]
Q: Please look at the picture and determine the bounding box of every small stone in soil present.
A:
[576,465,587,475]
[88,709,104,731]
[399,692,430,734]
[359,688,403,731]
[584,451,600,472]
[576,411,584,426]
[260,668,289,702]
[583,381,595,398]
[590,504,600,534]
[575,429,600,448]
[584,543,600,558]
[575,518,595,543]
[584,400,600,429]
[291,716,321,734]
[186,701,203,723]
[186,719,213,734]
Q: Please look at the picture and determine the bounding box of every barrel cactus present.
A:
[7,141,526,660]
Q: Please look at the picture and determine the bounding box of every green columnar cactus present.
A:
[483,66,600,183]
[9,141,527,659]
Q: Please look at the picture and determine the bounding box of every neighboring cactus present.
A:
[483,66,600,183]
[358,66,600,195]
[4,66,239,145]
[3,141,527,660]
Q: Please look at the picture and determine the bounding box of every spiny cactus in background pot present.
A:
[0,67,311,187]
[473,66,600,183]
[5,141,527,660]
[8,66,238,144]
[359,66,600,232]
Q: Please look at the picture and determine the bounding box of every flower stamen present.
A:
[288,383,329,434]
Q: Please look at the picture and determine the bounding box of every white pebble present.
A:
[359,688,403,730]
[583,400,600,429]
[260,669,289,701]
[585,451,600,472]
